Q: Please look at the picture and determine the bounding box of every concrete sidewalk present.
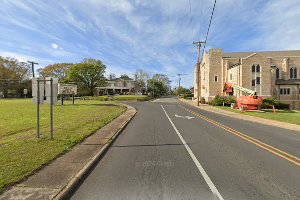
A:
[180,98,300,132]
[0,104,136,200]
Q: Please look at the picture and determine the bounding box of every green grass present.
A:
[0,99,126,193]
[216,106,300,125]
[82,95,151,101]
[112,95,151,101]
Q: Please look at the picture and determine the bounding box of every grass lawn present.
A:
[216,106,300,125]
[0,99,126,193]
[112,95,151,101]
[82,95,151,101]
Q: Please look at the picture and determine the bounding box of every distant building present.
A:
[194,48,300,109]
[96,76,136,95]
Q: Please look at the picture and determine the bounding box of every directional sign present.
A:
[175,114,194,119]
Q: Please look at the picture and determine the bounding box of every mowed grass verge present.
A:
[216,106,300,125]
[0,99,126,193]
[82,95,151,101]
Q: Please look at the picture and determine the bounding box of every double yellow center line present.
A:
[180,105,300,167]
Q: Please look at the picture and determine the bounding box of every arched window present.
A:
[252,64,261,73]
[276,68,280,79]
[256,64,261,72]
[290,68,297,79]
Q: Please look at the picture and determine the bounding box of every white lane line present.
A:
[161,105,224,200]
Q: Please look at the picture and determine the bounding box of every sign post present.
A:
[32,77,58,139]
[58,84,77,105]
[37,79,40,138]
[50,78,53,139]
[23,89,28,98]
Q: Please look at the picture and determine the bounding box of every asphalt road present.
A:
[70,97,300,200]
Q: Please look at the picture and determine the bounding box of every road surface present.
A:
[70,97,300,200]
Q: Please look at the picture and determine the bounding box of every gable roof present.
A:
[223,50,300,59]
[108,77,134,81]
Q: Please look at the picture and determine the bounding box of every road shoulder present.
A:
[0,104,136,200]
[180,99,300,132]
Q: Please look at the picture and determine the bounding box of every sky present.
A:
[1,0,300,87]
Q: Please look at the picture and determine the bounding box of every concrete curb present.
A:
[53,104,136,200]
[179,98,300,132]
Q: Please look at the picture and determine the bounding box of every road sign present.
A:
[58,84,77,95]
[23,89,28,95]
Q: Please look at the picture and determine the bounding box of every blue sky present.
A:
[1,0,300,87]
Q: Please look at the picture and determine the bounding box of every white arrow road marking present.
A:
[162,105,224,200]
[175,114,194,119]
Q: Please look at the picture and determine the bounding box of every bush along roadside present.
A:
[183,92,194,100]
[209,95,236,106]
[262,97,290,109]
[209,95,290,110]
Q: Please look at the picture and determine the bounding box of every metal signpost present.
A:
[58,84,77,105]
[32,77,58,139]
[23,89,28,98]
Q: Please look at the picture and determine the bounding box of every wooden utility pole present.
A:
[193,41,206,106]
[177,73,186,97]
[27,61,39,77]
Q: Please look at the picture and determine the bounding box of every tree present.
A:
[147,78,167,97]
[151,74,171,95]
[177,86,189,95]
[134,69,149,94]
[108,73,116,80]
[38,63,73,82]
[120,74,131,80]
[67,58,106,96]
[0,56,30,98]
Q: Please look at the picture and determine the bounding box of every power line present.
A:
[188,0,194,37]
[201,0,217,58]
[199,0,204,36]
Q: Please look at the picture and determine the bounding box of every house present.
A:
[96,76,136,95]
[194,48,300,109]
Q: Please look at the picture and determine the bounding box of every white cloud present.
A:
[51,43,59,49]
[0,51,54,68]
[1,0,300,88]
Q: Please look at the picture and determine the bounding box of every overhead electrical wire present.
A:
[199,0,204,39]
[201,0,217,58]
[188,0,194,38]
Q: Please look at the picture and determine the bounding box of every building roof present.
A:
[223,50,300,58]
[108,77,134,81]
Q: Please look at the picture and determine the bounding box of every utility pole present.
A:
[27,61,39,78]
[193,41,206,106]
[177,73,185,97]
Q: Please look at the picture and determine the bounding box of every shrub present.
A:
[277,102,290,109]
[224,96,236,106]
[262,97,278,108]
[183,92,194,99]
[210,95,236,106]
[210,95,224,106]
[200,97,206,104]
[262,97,290,109]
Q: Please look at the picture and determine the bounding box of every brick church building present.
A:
[194,49,300,109]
